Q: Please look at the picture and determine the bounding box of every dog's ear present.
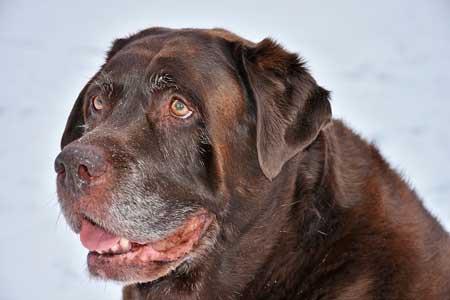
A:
[61,28,175,150]
[61,36,130,149]
[60,84,89,149]
[234,38,332,180]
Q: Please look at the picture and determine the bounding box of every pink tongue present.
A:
[79,219,121,251]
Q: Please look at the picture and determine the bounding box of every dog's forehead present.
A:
[101,32,245,123]
[104,33,227,82]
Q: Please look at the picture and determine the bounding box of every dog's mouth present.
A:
[80,211,214,283]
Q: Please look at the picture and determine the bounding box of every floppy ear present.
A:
[60,36,130,149]
[61,28,175,150]
[236,38,332,180]
[60,84,89,149]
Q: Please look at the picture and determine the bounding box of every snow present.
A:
[0,0,449,299]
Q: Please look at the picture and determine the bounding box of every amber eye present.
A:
[170,98,192,119]
[91,95,104,111]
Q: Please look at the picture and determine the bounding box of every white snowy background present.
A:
[1,0,449,299]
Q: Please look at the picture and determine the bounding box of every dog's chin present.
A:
[84,211,216,283]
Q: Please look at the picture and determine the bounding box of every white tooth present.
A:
[96,250,104,254]
[120,239,130,250]
[111,244,120,253]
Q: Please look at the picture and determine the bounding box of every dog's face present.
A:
[55,28,331,284]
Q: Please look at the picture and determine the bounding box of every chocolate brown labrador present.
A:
[55,27,450,300]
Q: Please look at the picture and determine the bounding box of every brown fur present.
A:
[55,28,450,300]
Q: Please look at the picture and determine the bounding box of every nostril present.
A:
[54,156,66,178]
[78,164,92,182]
[55,145,109,190]
[59,167,66,178]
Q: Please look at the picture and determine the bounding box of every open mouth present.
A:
[80,211,214,282]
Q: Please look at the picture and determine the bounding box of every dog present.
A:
[55,27,450,300]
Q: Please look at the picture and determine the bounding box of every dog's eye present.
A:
[91,96,104,112]
[170,98,192,119]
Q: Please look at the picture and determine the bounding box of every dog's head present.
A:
[55,27,331,284]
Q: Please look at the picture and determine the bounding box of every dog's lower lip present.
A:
[90,242,158,259]
[81,213,210,258]
[85,211,214,281]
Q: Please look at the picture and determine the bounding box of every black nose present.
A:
[55,144,109,194]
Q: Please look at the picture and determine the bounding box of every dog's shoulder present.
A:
[321,119,450,299]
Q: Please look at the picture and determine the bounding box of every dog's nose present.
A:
[55,144,109,193]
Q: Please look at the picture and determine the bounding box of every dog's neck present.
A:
[237,131,344,300]
[125,130,348,300]
[207,130,345,300]
[124,124,450,300]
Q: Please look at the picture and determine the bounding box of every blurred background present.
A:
[1,0,449,299]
